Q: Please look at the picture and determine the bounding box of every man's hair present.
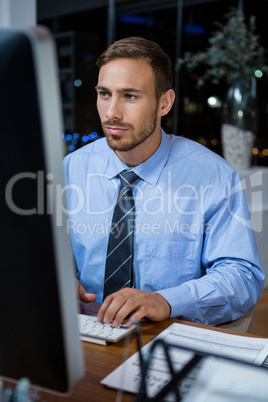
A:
[96,36,173,99]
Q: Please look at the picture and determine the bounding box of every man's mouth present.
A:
[104,123,130,135]
[106,126,128,135]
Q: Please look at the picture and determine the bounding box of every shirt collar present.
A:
[106,129,171,186]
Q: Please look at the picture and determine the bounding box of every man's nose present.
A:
[106,98,122,120]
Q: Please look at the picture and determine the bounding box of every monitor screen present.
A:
[0,27,84,394]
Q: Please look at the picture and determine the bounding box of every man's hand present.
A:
[75,279,97,303]
[97,288,171,327]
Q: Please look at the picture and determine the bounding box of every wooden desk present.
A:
[40,303,261,402]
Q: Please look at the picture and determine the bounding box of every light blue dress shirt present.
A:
[64,129,265,325]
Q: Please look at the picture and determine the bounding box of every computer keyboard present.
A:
[78,314,136,345]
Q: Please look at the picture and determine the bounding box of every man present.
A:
[64,36,264,328]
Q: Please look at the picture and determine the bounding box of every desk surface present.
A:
[40,303,261,402]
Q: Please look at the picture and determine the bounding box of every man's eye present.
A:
[99,92,109,98]
[125,94,136,100]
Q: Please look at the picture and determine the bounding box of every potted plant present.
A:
[176,7,268,170]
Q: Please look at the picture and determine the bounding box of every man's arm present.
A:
[159,171,265,326]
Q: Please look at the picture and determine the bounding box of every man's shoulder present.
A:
[167,134,235,178]
[68,136,107,155]
[64,137,108,163]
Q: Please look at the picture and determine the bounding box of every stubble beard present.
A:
[102,109,158,153]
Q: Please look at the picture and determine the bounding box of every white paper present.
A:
[101,323,268,400]
[183,356,268,402]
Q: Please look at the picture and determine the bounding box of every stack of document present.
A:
[101,323,268,401]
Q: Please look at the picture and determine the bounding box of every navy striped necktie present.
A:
[103,170,139,300]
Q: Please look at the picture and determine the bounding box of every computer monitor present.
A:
[0,27,84,394]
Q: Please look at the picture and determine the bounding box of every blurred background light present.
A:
[183,23,205,34]
[74,79,82,87]
[254,70,263,78]
[207,96,221,108]
[119,15,156,25]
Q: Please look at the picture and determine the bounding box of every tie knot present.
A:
[119,170,139,187]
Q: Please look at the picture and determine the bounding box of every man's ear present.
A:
[158,89,175,117]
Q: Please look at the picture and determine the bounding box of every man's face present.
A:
[96,58,161,154]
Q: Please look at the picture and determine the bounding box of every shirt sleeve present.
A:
[158,170,265,326]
